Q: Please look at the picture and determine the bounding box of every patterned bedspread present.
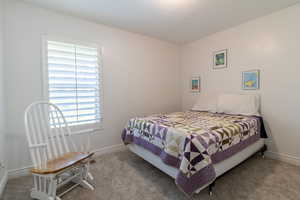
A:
[122,111,266,195]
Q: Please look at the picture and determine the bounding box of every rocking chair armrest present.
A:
[68,128,101,152]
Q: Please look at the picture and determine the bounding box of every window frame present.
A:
[41,35,104,132]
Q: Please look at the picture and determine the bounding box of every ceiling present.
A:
[22,0,300,44]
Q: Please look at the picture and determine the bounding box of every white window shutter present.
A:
[47,40,102,126]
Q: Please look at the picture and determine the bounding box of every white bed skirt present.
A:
[127,139,264,193]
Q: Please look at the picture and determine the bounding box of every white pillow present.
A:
[217,94,260,116]
[192,97,217,113]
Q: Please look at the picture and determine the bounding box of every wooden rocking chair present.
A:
[24,102,95,200]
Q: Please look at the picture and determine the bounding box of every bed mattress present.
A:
[122,111,267,195]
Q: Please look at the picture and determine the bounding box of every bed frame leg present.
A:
[260,144,268,158]
[208,181,215,196]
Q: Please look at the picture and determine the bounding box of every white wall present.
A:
[0,0,6,179]
[3,0,181,171]
[4,0,300,172]
[181,4,300,163]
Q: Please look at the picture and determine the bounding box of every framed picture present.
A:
[213,49,227,69]
[242,70,260,90]
[190,76,201,93]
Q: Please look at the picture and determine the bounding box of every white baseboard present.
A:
[92,143,126,157]
[0,171,8,197]
[7,143,127,179]
[4,144,300,182]
[7,165,32,179]
[265,151,300,167]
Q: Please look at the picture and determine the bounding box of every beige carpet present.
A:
[2,149,300,200]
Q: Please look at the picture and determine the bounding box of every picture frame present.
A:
[190,76,201,93]
[213,49,227,69]
[242,69,260,90]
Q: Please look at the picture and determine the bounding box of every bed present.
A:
[122,106,267,196]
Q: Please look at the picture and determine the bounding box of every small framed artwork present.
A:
[213,49,227,69]
[190,76,201,93]
[242,70,260,90]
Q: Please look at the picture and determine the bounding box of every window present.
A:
[44,39,102,127]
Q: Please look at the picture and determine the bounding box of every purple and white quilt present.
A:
[122,111,267,195]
